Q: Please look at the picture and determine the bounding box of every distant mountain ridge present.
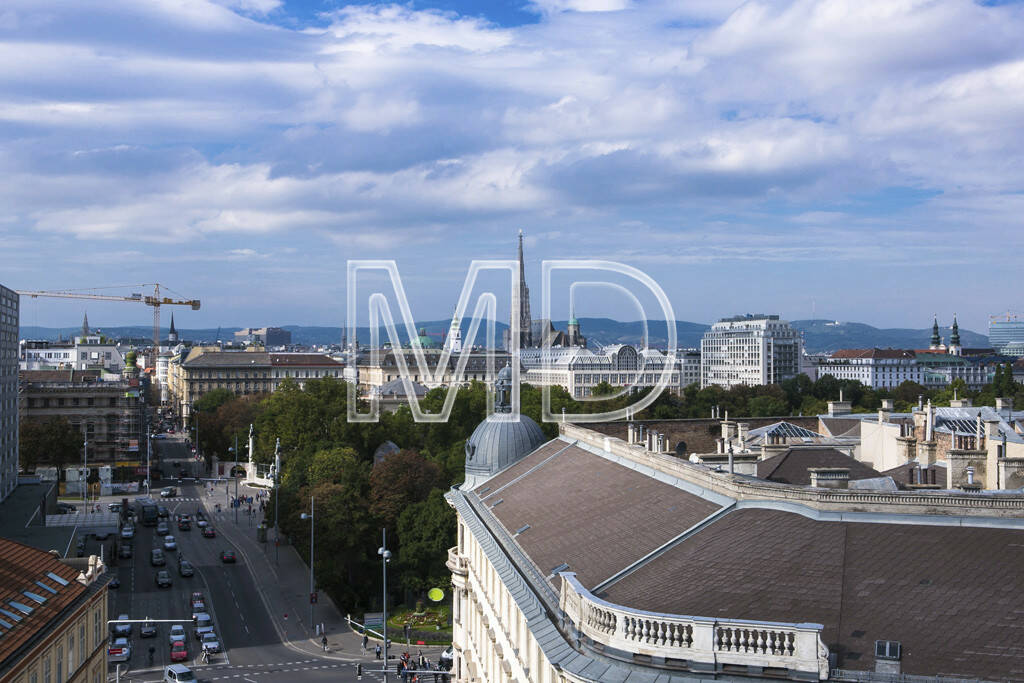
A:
[19,318,988,354]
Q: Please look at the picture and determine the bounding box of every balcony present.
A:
[559,572,829,681]
[447,546,469,577]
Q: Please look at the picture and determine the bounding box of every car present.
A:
[178,559,194,577]
[154,433,167,440]
[108,503,122,513]
[151,548,166,566]
[113,614,132,636]
[141,621,158,638]
[158,505,170,519]
[120,525,135,540]
[156,521,170,536]
[220,550,236,564]
[168,624,187,646]
[201,526,216,538]
[163,664,196,683]
[196,519,208,528]
[170,640,188,662]
[193,613,214,639]
[108,636,132,663]
[118,543,132,559]
[93,530,111,541]
[160,487,177,498]
[56,502,77,514]
[163,535,177,551]
[155,570,172,588]
[200,632,221,653]
[109,577,121,589]
[177,519,191,531]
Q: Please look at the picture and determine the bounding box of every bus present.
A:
[135,497,159,527]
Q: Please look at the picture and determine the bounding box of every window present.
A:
[43,658,51,683]
[55,645,62,682]
[79,624,85,663]
[93,609,100,647]
[68,634,74,674]
[875,640,901,660]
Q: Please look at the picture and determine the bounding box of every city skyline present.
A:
[3,0,1023,331]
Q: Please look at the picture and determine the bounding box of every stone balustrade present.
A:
[560,573,829,680]
[447,546,469,576]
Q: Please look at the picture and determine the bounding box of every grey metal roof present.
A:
[464,414,546,481]
[745,421,823,440]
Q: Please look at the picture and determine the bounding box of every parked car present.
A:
[163,535,177,551]
[178,559,194,577]
[168,624,187,646]
[113,614,132,636]
[108,637,132,663]
[109,577,121,589]
[155,570,172,588]
[200,632,221,653]
[141,621,158,638]
[201,526,216,538]
[170,640,188,662]
[220,550,236,564]
[108,503,122,513]
[151,549,166,566]
[56,502,77,514]
[120,525,135,540]
[118,543,132,559]
[193,613,214,639]
[156,521,170,536]
[160,487,177,498]
[163,664,195,682]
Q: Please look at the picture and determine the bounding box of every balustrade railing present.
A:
[560,573,828,680]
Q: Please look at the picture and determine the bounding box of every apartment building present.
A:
[701,314,803,388]
[0,284,18,502]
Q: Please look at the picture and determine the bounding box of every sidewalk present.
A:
[202,491,447,663]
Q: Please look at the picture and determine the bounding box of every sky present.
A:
[2,0,1023,334]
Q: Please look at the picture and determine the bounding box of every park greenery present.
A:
[192,363,1022,611]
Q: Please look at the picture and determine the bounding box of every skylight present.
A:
[0,617,12,629]
[34,581,57,594]
[0,608,22,622]
[23,591,47,604]
[46,572,69,586]
[9,601,34,615]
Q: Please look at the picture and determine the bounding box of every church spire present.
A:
[930,315,941,349]
[81,311,90,337]
[950,314,960,346]
[168,313,178,344]
[515,230,533,349]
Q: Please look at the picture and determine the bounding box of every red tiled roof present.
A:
[0,538,88,666]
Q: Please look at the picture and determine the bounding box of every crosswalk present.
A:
[201,659,382,680]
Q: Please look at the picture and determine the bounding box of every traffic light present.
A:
[310,591,318,604]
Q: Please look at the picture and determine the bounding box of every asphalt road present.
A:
[105,436,390,682]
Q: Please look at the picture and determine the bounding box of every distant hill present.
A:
[790,320,989,353]
[18,318,989,354]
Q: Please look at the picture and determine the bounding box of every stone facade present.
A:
[701,314,802,389]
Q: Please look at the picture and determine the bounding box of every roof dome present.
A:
[411,327,438,349]
[464,414,546,487]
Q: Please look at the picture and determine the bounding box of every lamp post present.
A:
[378,529,392,681]
[300,496,315,630]
[273,438,281,566]
[82,439,88,511]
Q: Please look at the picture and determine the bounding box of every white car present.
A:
[163,664,196,682]
[120,525,135,539]
[108,637,131,662]
[113,614,132,636]
[200,632,221,653]
[168,624,187,646]
[163,535,177,551]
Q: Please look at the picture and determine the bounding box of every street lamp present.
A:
[378,529,392,681]
[82,438,88,512]
[300,496,315,630]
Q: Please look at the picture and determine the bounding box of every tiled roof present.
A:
[0,538,88,666]
[756,447,883,485]
[476,443,720,591]
[268,354,342,367]
[182,352,271,368]
[830,348,914,359]
[602,508,1024,679]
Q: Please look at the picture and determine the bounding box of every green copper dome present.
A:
[412,327,438,348]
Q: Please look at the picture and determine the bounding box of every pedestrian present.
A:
[375,644,382,660]
[362,633,368,651]
[321,634,328,652]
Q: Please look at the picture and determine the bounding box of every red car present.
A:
[202,526,216,538]
[220,550,236,564]
[178,519,191,531]
[170,641,188,662]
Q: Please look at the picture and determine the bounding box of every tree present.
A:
[19,417,83,473]
[370,450,442,531]
[747,395,789,417]
[591,381,616,397]
[396,488,457,594]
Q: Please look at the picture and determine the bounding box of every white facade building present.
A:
[815,349,922,389]
[0,284,19,501]
[520,345,684,398]
[19,335,126,373]
[701,314,803,389]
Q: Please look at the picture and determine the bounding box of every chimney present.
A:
[808,467,850,489]
[950,396,972,408]
[917,395,924,411]
[967,466,975,485]
[996,397,1013,416]
[737,423,748,450]
[828,398,852,416]
[925,400,934,442]
[880,398,895,411]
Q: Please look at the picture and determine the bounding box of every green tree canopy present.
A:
[18,417,83,473]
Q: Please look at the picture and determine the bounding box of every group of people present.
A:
[396,650,449,683]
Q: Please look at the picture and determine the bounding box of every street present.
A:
[101,434,419,683]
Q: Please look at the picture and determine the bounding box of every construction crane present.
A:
[16,284,200,369]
